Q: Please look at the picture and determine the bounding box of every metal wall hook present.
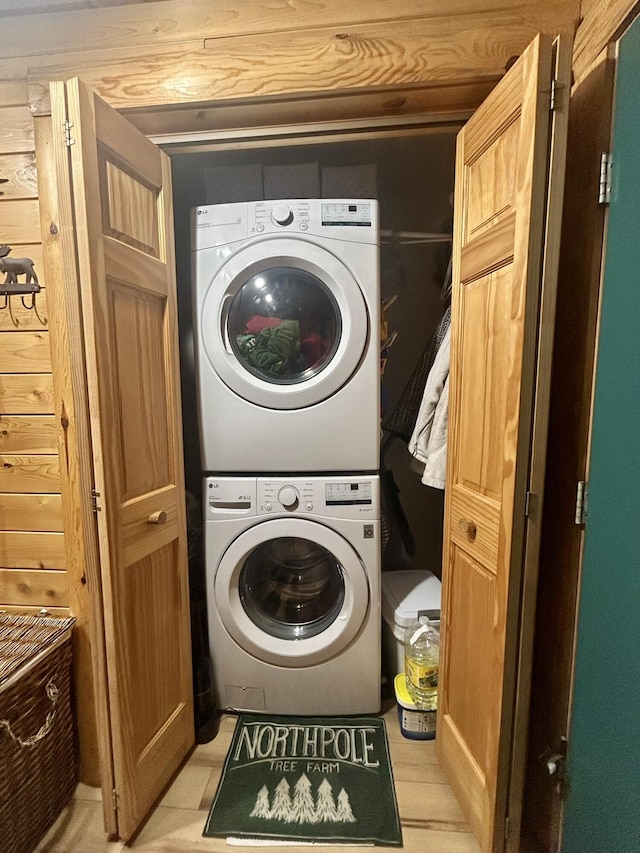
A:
[21,293,37,310]
[8,295,18,327]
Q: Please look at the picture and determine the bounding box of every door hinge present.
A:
[541,735,569,798]
[64,119,75,147]
[599,152,612,204]
[91,488,101,514]
[549,78,559,112]
[575,480,587,525]
[112,788,119,813]
[524,490,538,518]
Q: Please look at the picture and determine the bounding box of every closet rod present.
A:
[380,229,452,244]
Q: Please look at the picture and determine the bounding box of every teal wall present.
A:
[562,16,640,853]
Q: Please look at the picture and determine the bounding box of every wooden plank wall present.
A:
[0,83,68,617]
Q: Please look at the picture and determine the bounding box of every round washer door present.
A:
[214,518,370,667]
[200,238,369,409]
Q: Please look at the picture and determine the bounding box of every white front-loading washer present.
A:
[192,199,380,473]
[205,474,381,714]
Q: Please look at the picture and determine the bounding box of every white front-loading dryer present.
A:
[205,474,381,714]
[192,200,380,473]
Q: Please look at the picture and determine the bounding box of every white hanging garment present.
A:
[408,324,450,490]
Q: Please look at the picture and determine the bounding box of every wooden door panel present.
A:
[104,240,167,297]
[101,154,160,255]
[459,215,516,290]
[111,284,171,499]
[445,546,496,767]
[121,486,180,565]
[438,34,570,852]
[449,486,499,567]
[439,719,487,841]
[466,123,520,239]
[457,267,513,500]
[54,78,194,840]
[123,542,187,750]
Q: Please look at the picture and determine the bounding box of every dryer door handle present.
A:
[220,294,233,353]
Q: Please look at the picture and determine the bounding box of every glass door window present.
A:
[201,239,368,410]
[239,536,345,639]
[213,517,370,666]
[228,267,341,384]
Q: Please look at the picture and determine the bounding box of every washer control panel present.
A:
[259,476,378,518]
[204,476,380,519]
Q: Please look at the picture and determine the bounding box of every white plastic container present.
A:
[381,570,441,688]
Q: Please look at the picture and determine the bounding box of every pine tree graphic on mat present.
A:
[250,785,271,819]
[335,788,357,823]
[269,777,294,821]
[315,778,338,822]
[291,773,319,824]
[249,775,357,825]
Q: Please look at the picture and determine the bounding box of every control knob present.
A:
[278,486,299,509]
[271,204,294,226]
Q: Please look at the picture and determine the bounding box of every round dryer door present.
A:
[214,518,370,667]
[200,239,369,409]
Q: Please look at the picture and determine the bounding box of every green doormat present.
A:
[204,714,403,846]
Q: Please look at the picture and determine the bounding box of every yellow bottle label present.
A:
[406,658,438,689]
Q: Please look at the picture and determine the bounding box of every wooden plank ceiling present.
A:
[0,0,581,124]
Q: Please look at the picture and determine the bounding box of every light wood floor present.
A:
[36,703,481,853]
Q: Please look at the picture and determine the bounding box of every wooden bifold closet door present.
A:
[438,34,570,853]
[48,78,194,840]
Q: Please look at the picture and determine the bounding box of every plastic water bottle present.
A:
[404,615,439,711]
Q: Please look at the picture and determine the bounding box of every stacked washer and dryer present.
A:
[191,199,381,715]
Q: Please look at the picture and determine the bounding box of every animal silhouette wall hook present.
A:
[0,244,41,315]
[0,244,39,285]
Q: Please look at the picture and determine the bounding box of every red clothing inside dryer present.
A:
[245,315,282,334]
[300,332,329,368]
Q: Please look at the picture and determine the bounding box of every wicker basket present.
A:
[0,612,77,853]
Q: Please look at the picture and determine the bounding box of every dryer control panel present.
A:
[249,199,379,243]
[192,199,379,247]
[204,475,380,520]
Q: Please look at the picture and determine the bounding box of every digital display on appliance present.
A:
[321,202,372,227]
[325,482,372,505]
